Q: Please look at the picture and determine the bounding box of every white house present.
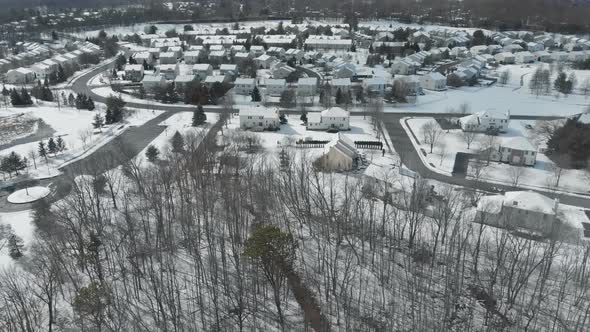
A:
[174,75,196,90]
[134,52,155,66]
[297,77,318,96]
[515,51,535,64]
[420,72,446,91]
[307,107,350,131]
[334,63,356,79]
[234,52,252,64]
[316,134,359,172]
[271,64,296,79]
[233,77,256,95]
[494,52,515,64]
[142,74,167,92]
[192,63,213,80]
[183,51,201,64]
[458,109,510,133]
[158,64,179,80]
[490,136,537,166]
[31,63,52,80]
[124,64,144,82]
[551,51,569,62]
[534,51,552,63]
[5,67,35,84]
[526,42,544,52]
[265,78,286,96]
[254,54,277,69]
[239,107,280,130]
[250,45,266,57]
[391,58,419,75]
[203,75,229,87]
[220,64,238,78]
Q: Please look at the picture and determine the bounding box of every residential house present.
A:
[254,54,277,69]
[490,136,537,166]
[285,48,304,62]
[234,52,252,64]
[526,42,544,52]
[5,67,35,84]
[183,51,201,64]
[142,74,167,92]
[219,64,238,78]
[535,51,552,62]
[304,38,352,51]
[551,51,569,62]
[307,107,350,131]
[31,63,52,80]
[250,45,266,57]
[192,64,213,80]
[209,50,227,62]
[158,64,179,80]
[239,107,280,130]
[203,75,229,88]
[230,45,246,55]
[124,64,144,82]
[134,52,155,66]
[265,78,286,96]
[420,72,446,91]
[515,51,535,64]
[297,77,318,96]
[391,58,419,75]
[271,64,296,79]
[494,52,515,64]
[168,46,183,58]
[233,77,256,95]
[476,191,590,243]
[315,134,359,172]
[174,75,196,90]
[334,63,356,79]
[267,47,286,58]
[458,109,510,132]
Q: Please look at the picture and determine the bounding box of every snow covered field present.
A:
[0,210,33,268]
[0,104,163,180]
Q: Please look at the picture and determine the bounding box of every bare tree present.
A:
[421,120,443,153]
[463,130,477,149]
[478,134,497,165]
[499,70,511,86]
[509,166,527,188]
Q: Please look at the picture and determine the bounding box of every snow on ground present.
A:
[136,111,216,163]
[0,104,162,180]
[92,87,198,108]
[0,210,33,268]
[7,186,50,204]
[404,117,590,195]
[392,84,588,117]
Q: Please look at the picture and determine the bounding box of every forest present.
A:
[2,118,590,331]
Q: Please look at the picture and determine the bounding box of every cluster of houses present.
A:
[3,41,100,84]
[239,106,351,132]
[458,109,538,167]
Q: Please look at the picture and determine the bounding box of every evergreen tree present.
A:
[251,86,261,102]
[20,88,32,105]
[192,104,206,126]
[38,141,48,163]
[300,112,307,124]
[145,145,160,163]
[105,95,126,123]
[1,86,9,97]
[1,152,26,176]
[115,54,127,70]
[57,64,67,82]
[47,137,58,155]
[8,234,23,259]
[41,86,53,101]
[165,83,179,104]
[335,88,344,104]
[171,131,184,153]
[10,89,22,106]
[279,113,287,124]
[87,97,95,111]
[56,136,66,152]
[105,108,114,124]
[68,93,75,106]
[92,113,104,132]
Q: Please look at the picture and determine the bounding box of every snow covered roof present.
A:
[204,75,226,83]
[322,107,349,118]
[174,75,196,83]
[193,63,212,71]
[498,136,537,152]
[266,78,286,86]
[235,77,255,85]
[298,77,317,86]
[240,107,278,119]
[504,191,557,215]
[424,72,446,80]
[142,75,165,83]
[332,78,351,86]
[220,64,237,71]
[324,134,358,160]
[124,64,143,71]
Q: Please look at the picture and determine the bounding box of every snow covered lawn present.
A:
[404,117,590,195]
[0,104,163,180]
[0,210,33,268]
[7,186,50,204]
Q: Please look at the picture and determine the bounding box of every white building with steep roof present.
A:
[459,109,510,133]
[306,107,350,131]
[316,134,359,171]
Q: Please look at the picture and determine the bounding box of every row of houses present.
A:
[5,42,100,84]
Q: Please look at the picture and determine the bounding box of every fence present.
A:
[295,139,383,150]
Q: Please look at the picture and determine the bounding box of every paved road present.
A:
[383,114,590,209]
